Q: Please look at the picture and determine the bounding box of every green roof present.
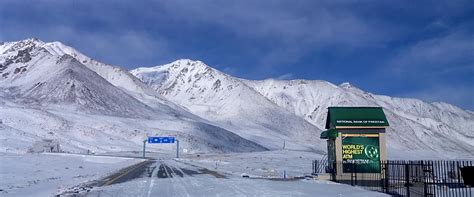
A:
[325,107,389,129]
[320,129,338,139]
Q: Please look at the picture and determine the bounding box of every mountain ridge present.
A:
[1,38,473,158]
[0,39,269,153]
[132,59,324,151]
[133,58,474,157]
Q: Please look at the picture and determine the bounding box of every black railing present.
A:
[312,160,473,197]
[312,159,330,174]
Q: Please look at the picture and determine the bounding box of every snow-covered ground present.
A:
[88,174,388,197]
[82,151,387,197]
[178,150,323,178]
[0,151,390,196]
[0,153,144,196]
[0,99,266,154]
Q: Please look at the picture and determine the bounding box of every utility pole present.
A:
[176,139,180,158]
[142,139,147,158]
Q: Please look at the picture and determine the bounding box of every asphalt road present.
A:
[101,159,227,184]
[58,158,388,197]
[58,158,229,196]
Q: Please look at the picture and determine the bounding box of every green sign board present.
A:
[342,135,381,173]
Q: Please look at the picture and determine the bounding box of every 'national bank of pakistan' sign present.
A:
[342,136,381,173]
[336,120,386,124]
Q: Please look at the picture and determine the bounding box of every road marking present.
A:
[103,161,150,186]
[147,178,155,197]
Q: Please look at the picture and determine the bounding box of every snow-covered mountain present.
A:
[4,38,186,114]
[0,38,158,117]
[1,38,472,159]
[0,38,267,153]
[131,60,323,151]
[244,79,474,156]
[133,60,474,158]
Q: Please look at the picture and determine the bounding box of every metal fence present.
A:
[312,159,329,174]
[312,160,473,197]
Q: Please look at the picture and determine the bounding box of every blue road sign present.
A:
[148,137,175,144]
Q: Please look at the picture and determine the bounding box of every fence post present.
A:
[314,160,317,174]
[405,164,410,197]
[351,163,355,186]
[422,160,428,197]
[384,161,389,193]
[354,163,357,186]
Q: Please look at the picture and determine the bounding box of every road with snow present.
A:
[61,158,387,197]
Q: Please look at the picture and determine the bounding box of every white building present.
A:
[31,139,61,153]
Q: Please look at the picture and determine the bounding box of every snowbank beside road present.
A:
[178,150,323,178]
[0,153,144,196]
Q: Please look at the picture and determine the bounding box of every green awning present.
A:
[325,107,389,129]
[320,129,338,139]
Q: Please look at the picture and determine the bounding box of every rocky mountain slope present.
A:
[1,38,472,158]
[244,79,474,156]
[131,60,323,151]
[0,39,267,153]
[133,60,474,158]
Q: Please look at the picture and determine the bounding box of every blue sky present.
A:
[1,0,473,110]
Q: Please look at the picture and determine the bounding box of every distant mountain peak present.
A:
[132,58,227,88]
[174,58,203,65]
[13,37,43,45]
[1,38,44,55]
[169,59,214,71]
[1,38,473,157]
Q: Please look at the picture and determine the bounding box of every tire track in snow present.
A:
[146,162,159,197]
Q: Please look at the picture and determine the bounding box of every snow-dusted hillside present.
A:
[1,38,472,158]
[0,39,267,154]
[133,60,474,158]
[1,38,186,115]
[131,60,323,152]
[0,99,266,153]
[40,41,180,109]
[0,39,157,117]
[243,79,474,156]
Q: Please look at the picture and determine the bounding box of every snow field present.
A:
[0,153,144,197]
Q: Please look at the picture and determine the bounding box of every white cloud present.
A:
[401,85,474,110]
[276,73,295,80]
[389,31,474,76]
[1,22,172,67]
[160,1,393,47]
[159,0,396,70]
